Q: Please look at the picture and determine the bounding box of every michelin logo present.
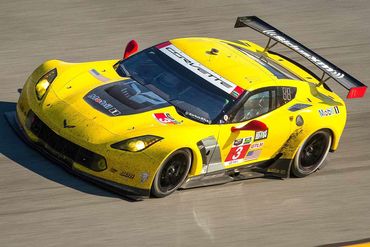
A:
[262,29,345,79]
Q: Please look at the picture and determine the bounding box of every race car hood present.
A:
[83,79,170,117]
[44,68,203,143]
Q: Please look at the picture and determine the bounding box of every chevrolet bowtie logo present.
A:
[63,119,76,129]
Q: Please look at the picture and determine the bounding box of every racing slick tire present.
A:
[151,149,192,198]
[291,130,332,178]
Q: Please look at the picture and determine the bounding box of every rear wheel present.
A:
[291,130,332,178]
[151,149,192,198]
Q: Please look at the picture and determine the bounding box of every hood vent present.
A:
[84,79,170,116]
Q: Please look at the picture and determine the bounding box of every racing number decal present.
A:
[225,145,250,162]
[232,146,244,160]
[282,87,292,101]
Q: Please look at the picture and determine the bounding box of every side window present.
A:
[231,87,296,123]
[233,90,271,122]
[277,87,297,107]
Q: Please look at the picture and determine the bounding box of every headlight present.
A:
[35,68,57,100]
[111,135,163,152]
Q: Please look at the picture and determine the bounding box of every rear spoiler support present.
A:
[263,38,278,53]
[235,16,367,99]
[318,72,331,87]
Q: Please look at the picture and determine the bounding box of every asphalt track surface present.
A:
[1,1,370,246]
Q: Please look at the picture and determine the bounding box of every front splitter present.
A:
[4,111,150,201]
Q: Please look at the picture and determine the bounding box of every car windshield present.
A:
[116,46,239,124]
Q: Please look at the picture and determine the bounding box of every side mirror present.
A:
[231,120,267,132]
[123,40,139,59]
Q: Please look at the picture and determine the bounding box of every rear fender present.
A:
[260,127,306,178]
[268,127,335,178]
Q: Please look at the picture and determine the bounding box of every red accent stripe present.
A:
[155,41,171,49]
[347,86,367,99]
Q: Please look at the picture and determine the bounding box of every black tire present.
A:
[291,130,332,178]
[151,149,192,198]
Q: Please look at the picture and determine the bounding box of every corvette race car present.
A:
[7,16,367,198]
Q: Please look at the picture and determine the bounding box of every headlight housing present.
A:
[111,135,163,152]
[35,68,57,100]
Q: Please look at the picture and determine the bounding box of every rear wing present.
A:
[235,16,367,99]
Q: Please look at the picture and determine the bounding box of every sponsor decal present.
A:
[250,141,264,149]
[255,130,268,141]
[157,43,244,98]
[108,108,121,116]
[140,172,149,183]
[153,113,182,125]
[262,29,345,79]
[185,111,211,124]
[89,69,110,82]
[267,168,286,175]
[233,136,253,147]
[318,106,340,117]
[243,137,253,144]
[244,149,262,161]
[233,138,243,146]
[120,171,135,179]
[87,93,122,116]
[225,144,251,165]
[224,159,241,166]
[231,86,244,98]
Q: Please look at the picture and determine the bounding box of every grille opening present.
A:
[27,111,107,171]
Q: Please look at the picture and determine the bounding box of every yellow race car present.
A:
[7,16,367,198]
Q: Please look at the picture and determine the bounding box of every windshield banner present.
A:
[157,42,244,98]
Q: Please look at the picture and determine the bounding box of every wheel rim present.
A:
[299,133,328,171]
[158,153,189,193]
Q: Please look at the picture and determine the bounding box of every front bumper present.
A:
[4,110,150,199]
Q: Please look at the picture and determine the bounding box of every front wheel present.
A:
[291,130,332,178]
[151,149,192,198]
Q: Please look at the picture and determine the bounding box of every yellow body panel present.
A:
[15,37,347,195]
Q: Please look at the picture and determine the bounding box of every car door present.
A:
[217,87,295,169]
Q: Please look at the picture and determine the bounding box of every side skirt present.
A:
[181,157,292,189]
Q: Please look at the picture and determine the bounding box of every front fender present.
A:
[142,126,220,178]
